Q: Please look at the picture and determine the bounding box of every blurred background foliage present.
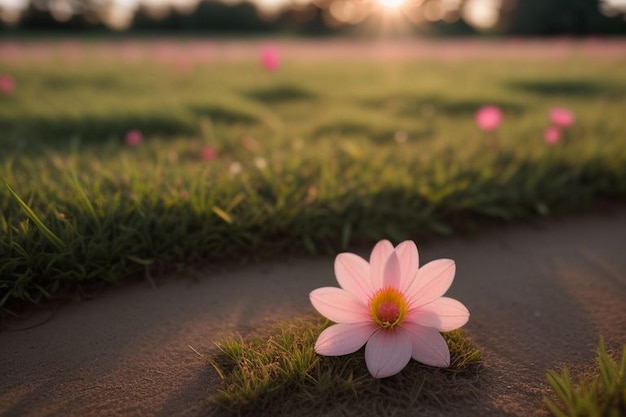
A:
[1,0,626,36]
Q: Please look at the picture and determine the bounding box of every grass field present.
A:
[1,39,626,310]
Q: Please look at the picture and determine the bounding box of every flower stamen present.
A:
[369,287,408,329]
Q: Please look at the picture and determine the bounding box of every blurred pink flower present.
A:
[125,129,143,146]
[0,75,15,94]
[176,59,192,76]
[549,108,574,128]
[154,40,177,64]
[310,240,469,379]
[201,146,217,161]
[475,106,502,132]
[120,41,144,63]
[260,46,280,72]
[544,126,562,145]
[59,41,82,61]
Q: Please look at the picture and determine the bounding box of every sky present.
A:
[1,0,626,28]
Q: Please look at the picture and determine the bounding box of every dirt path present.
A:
[2,205,626,416]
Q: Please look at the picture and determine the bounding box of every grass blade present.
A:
[212,206,233,224]
[546,339,626,416]
[4,181,65,251]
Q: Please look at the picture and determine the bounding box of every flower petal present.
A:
[403,322,450,367]
[370,240,394,289]
[407,297,469,332]
[309,287,369,323]
[364,329,412,378]
[335,253,373,303]
[395,240,419,292]
[405,259,456,308]
[315,322,378,356]
[383,251,402,290]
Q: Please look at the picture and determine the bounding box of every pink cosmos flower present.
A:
[201,145,217,161]
[260,46,280,72]
[475,106,502,132]
[125,129,142,146]
[544,126,562,145]
[310,240,469,378]
[0,75,15,94]
[549,107,574,128]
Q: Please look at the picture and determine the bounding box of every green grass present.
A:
[545,339,626,417]
[1,40,626,309]
[209,316,482,416]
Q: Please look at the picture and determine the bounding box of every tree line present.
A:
[2,0,626,36]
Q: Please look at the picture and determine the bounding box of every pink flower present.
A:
[475,105,502,132]
[260,46,280,72]
[201,145,217,161]
[0,75,15,94]
[549,107,574,128]
[176,58,192,76]
[544,126,562,145]
[310,240,469,378]
[125,129,142,146]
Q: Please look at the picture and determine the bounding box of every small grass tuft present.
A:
[544,338,626,417]
[209,316,482,416]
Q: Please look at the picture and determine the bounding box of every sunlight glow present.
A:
[2,0,626,27]
[376,0,405,10]
[463,0,501,30]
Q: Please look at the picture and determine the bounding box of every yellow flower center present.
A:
[369,287,408,329]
